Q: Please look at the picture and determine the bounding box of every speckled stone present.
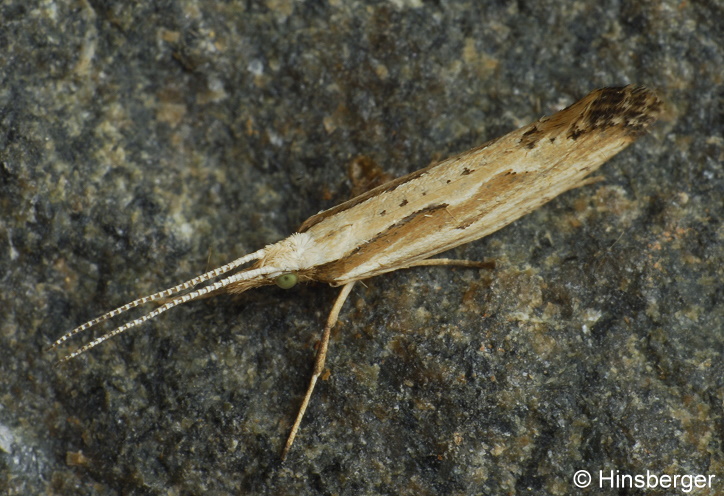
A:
[1,1,722,494]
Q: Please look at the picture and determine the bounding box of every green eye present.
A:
[275,273,298,289]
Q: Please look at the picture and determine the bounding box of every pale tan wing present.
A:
[297,85,662,285]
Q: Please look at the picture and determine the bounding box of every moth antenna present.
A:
[48,248,266,352]
[55,264,282,363]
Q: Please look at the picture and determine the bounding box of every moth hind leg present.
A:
[404,258,496,270]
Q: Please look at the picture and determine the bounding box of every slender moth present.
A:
[50,85,662,459]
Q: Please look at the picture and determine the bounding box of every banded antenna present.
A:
[49,248,271,362]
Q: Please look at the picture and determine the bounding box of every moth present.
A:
[51,85,662,459]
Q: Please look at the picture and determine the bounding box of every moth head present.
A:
[222,233,314,294]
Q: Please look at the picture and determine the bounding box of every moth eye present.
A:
[275,273,298,289]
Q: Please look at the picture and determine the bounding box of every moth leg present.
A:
[281,281,356,460]
[404,258,495,270]
[573,174,605,189]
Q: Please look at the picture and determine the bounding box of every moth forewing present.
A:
[51,85,662,459]
[288,85,662,286]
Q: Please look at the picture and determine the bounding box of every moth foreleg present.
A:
[281,281,356,461]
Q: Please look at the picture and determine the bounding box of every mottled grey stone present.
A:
[1,1,722,494]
